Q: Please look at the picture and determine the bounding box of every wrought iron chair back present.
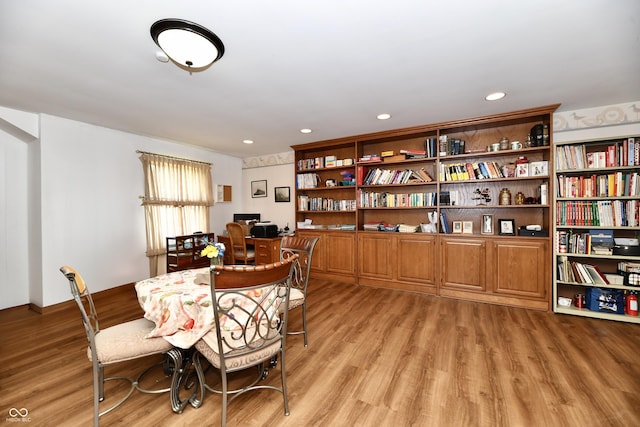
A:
[279,235,319,347]
[192,255,298,427]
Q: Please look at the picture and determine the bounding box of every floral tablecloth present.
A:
[135,268,214,349]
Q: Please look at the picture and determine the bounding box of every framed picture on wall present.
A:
[274,186,290,202]
[251,180,267,198]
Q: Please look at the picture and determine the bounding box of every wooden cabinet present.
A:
[491,238,548,301]
[358,233,436,294]
[166,233,215,272]
[440,237,486,293]
[553,134,640,323]
[292,105,559,310]
[298,230,356,283]
[439,236,548,310]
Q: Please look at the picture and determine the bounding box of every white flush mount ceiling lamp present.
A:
[485,92,506,101]
[242,139,254,144]
[300,128,313,134]
[377,113,392,120]
[150,19,225,73]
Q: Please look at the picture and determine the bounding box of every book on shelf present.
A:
[439,211,451,234]
[557,256,609,285]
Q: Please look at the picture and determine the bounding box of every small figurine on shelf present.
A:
[421,211,438,233]
[472,188,491,205]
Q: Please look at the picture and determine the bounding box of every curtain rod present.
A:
[136,150,212,166]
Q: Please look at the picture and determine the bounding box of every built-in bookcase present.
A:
[553,135,640,323]
[292,105,558,310]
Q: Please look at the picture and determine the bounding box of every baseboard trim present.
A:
[26,282,137,315]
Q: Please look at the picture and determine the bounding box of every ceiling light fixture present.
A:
[300,129,312,134]
[485,92,506,101]
[150,19,225,73]
[377,113,391,120]
[242,139,254,144]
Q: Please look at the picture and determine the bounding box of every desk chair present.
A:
[226,222,255,264]
[279,236,319,347]
[191,256,298,427]
[60,266,173,427]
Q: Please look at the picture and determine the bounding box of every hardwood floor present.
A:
[1,279,639,426]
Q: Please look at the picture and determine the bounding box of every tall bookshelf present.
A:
[553,135,640,323]
[292,105,558,310]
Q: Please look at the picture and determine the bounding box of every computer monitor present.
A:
[233,213,261,222]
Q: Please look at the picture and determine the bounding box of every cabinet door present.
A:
[397,235,436,286]
[491,239,547,300]
[325,233,356,275]
[440,238,486,291]
[358,233,393,279]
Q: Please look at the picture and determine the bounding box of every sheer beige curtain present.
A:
[139,152,214,276]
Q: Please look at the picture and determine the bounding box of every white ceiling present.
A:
[1,0,639,158]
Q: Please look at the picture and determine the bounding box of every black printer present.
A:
[250,223,279,238]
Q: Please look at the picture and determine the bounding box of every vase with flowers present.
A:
[201,242,226,266]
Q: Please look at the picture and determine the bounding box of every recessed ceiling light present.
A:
[242,139,254,144]
[485,92,506,101]
[300,129,312,134]
[377,113,392,120]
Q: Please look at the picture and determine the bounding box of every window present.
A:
[139,152,213,275]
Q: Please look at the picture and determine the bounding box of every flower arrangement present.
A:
[201,242,225,264]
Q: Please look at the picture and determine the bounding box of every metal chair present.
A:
[279,235,319,347]
[191,255,298,427]
[226,222,255,264]
[60,266,173,426]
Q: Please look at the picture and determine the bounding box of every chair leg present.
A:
[221,367,228,427]
[93,364,100,427]
[301,303,308,347]
[98,366,105,401]
[279,348,290,416]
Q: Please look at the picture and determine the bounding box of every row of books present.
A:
[438,135,466,156]
[360,167,433,185]
[556,200,640,227]
[556,229,613,254]
[556,172,640,198]
[297,157,354,170]
[439,161,505,181]
[358,191,438,208]
[297,196,356,212]
[557,256,610,285]
[555,137,638,170]
[296,173,321,189]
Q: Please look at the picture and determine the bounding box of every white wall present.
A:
[0,112,31,309]
[0,109,244,309]
[242,162,295,232]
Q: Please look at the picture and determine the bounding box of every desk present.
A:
[216,235,281,265]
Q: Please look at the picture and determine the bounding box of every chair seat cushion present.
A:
[91,318,173,364]
[288,288,305,310]
[195,335,281,371]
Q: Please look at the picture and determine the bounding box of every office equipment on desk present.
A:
[251,222,279,238]
[233,213,261,222]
